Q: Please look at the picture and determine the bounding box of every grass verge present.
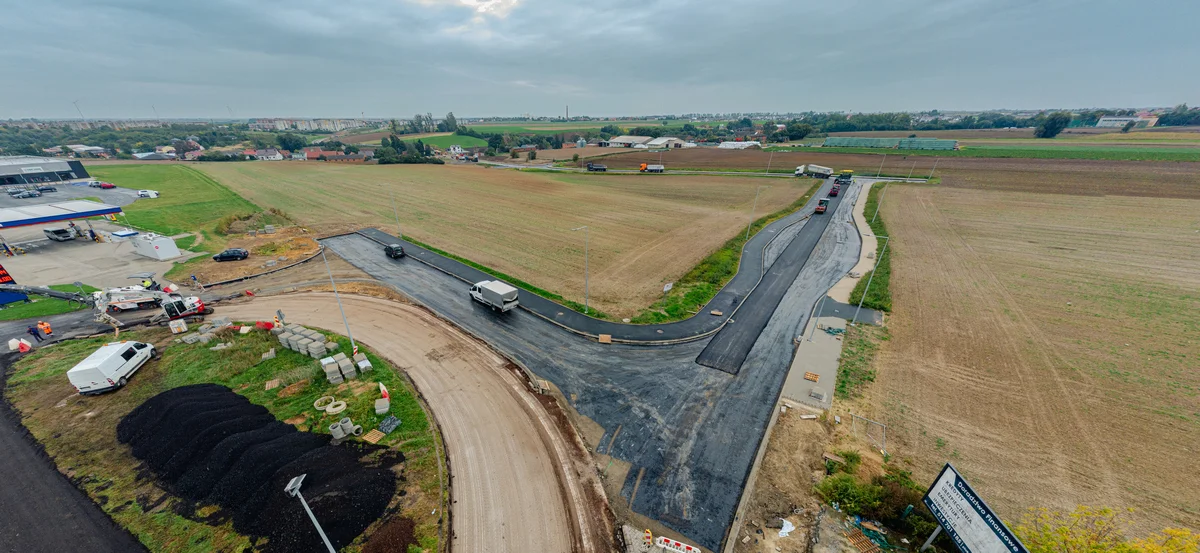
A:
[835,324,888,400]
[401,236,609,319]
[0,283,100,321]
[849,183,892,312]
[631,179,822,323]
[174,234,197,251]
[5,324,443,553]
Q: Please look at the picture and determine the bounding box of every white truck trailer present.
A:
[796,164,833,178]
[67,341,156,394]
[470,280,520,312]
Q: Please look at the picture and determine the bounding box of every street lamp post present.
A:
[852,236,889,326]
[871,183,890,224]
[391,190,402,238]
[876,153,886,177]
[284,474,336,553]
[927,156,940,180]
[745,185,770,240]
[571,226,589,314]
[321,248,357,355]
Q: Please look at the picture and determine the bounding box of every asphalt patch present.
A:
[118,385,399,552]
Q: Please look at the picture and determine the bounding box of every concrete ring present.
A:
[314,396,335,411]
[324,400,347,415]
[353,425,363,436]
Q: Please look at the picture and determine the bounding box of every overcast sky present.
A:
[2,0,1196,119]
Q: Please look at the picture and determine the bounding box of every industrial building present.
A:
[601,135,653,147]
[1096,115,1158,128]
[0,156,92,185]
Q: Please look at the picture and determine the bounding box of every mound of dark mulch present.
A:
[363,516,418,553]
[119,385,399,552]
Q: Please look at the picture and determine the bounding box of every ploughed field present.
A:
[197,163,809,317]
[598,148,1200,198]
[865,185,1200,536]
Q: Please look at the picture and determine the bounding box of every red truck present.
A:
[815,198,830,214]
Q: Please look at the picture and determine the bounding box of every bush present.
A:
[815,473,882,516]
[835,450,863,474]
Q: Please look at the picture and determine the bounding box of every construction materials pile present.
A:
[117,384,399,553]
[273,323,339,360]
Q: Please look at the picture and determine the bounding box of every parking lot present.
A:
[0,182,140,210]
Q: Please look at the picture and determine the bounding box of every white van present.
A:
[67,341,157,395]
[137,190,160,198]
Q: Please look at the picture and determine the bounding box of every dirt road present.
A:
[219,293,593,553]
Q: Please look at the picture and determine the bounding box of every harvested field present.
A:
[118,385,396,553]
[599,148,1200,198]
[196,163,809,316]
[858,185,1200,536]
[484,147,633,163]
[827,129,1039,139]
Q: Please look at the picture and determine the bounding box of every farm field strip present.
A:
[195,163,809,316]
[868,186,1200,536]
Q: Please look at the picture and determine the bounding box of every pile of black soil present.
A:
[118,385,398,552]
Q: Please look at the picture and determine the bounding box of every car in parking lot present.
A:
[36,185,58,193]
[384,243,405,258]
[90,181,116,189]
[15,190,42,198]
[137,189,159,198]
[212,248,249,262]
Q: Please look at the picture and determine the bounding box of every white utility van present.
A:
[67,341,156,395]
[137,190,160,198]
[469,280,519,312]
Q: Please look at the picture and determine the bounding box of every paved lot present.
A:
[322,183,862,550]
[0,183,139,210]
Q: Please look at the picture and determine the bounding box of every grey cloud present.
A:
[1,0,1196,118]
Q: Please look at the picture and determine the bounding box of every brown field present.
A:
[827,128,1040,139]
[484,147,634,164]
[856,185,1200,535]
[598,148,1200,198]
[195,163,809,316]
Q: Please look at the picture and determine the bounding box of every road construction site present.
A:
[319,176,872,549]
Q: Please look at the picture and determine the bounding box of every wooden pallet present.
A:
[362,429,385,444]
[804,372,820,382]
[847,528,882,553]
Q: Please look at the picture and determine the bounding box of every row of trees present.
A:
[0,124,246,157]
[390,112,459,136]
[1158,104,1200,126]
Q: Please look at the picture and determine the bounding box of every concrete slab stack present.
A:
[320,356,343,384]
[353,353,372,372]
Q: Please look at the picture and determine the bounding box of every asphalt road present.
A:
[0,312,145,553]
[357,177,834,343]
[322,185,862,550]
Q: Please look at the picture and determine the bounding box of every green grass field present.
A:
[0,284,100,322]
[406,134,487,149]
[88,165,262,236]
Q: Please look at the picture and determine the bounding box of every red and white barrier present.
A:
[655,536,700,552]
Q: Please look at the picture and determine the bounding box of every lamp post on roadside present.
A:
[871,183,890,224]
[907,160,917,179]
[745,185,770,240]
[571,226,589,314]
[284,474,336,553]
[927,156,940,180]
[321,248,357,355]
[852,235,889,326]
[765,151,774,175]
[391,190,402,238]
[876,153,886,177]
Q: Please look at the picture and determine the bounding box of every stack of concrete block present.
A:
[306,340,327,359]
[325,341,339,352]
[331,352,357,380]
[270,326,285,336]
[295,337,313,356]
[353,353,372,372]
[374,398,390,415]
[320,356,343,384]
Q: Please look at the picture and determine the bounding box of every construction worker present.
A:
[26,324,43,343]
[40,320,52,336]
[142,278,153,289]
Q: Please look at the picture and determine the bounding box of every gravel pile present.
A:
[118,385,397,552]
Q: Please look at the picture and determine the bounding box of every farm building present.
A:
[257,148,284,161]
[1096,116,1158,128]
[602,135,653,148]
[645,137,685,149]
[0,155,92,185]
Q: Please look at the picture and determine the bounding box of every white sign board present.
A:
[923,464,1028,553]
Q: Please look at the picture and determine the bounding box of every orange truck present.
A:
[815,198,830,214]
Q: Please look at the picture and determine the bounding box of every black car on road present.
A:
[212,248,249,262]
[384,244,405,259]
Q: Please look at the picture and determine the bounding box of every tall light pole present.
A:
[927,156,940,180]
[852,236,889,326]
[907,161,917,179]
[321,248,357,355]
[72,100,87,123]
[571,226,589,314]
[284,474,336,553]
[390,190,402,238]
[871,183,890,224]
[765,151,774,175]
[745,185,770,240]
[876,153,886,177]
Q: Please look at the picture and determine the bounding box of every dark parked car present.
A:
[212,248,249,262]
[37,185,58,192]
[15,190,42,198]
[384,244,405,259]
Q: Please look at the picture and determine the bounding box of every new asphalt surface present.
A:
[0,311,145,553]
[321,180,865,550]
[356,177,833,343]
